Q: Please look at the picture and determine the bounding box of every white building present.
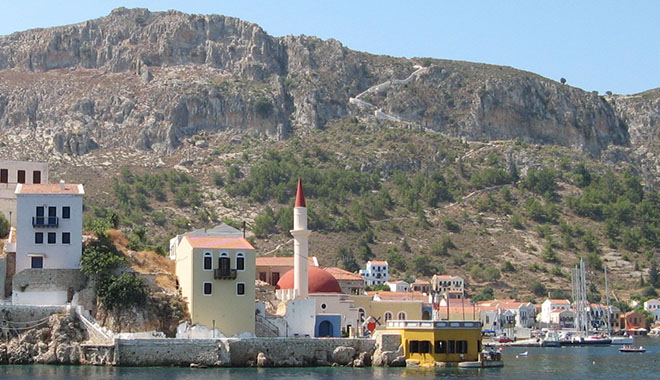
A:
[14,181,84,273]
[386,280,410,292]
[359,260,389,286]
[431,274,465,296]
[644,299,660,311]
[539,299,571,325]
[0,160,49,226]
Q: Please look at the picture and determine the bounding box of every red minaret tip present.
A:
[295,178,306,207]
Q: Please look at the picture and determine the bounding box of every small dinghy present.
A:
[518,351,528,357]
[619,345,645,353]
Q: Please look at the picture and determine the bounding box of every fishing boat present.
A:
[619,345,645,353]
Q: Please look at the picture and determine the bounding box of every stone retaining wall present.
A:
[113,337,376,367]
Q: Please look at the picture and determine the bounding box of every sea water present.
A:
[2,337,659,380]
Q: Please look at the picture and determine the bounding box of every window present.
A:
[203,252,213,271]
[358,308,366,323]
[237,282,245,296]
[62,232,70,244]
[31,256,43,269]
[36,206,44,224]
[321,303,327,310]
[219,252,230,277]
[236,252,245,271]
[435,340,447,354]
[17,170,25,184]
[457,340,468,354]
[62,206,70,219]
[0,169,7,183]
[384,312,393,321]
[33,170,41,184]
[259,272,267,282]
[203,282,212,295]
[448,340,456,354]
[409,341,431,354]
[398,312,406,320]
[35,232,43,244]
[47,232,56,244]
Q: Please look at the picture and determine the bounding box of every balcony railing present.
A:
[214,268,237,280]
[32,216,59,227]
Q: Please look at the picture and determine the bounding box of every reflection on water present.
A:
[2,337,660,380]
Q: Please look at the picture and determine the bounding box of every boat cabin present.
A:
[384,320,482,366]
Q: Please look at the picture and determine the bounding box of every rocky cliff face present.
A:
[0,7,654,159]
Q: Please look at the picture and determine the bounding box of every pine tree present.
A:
[649,261,659,288]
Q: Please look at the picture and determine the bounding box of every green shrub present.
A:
[530,281,547,297]
[81,238,125,276]
[254,97,274,118]
[0,213,10,238]
[97,273,147,310]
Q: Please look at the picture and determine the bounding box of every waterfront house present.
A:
[623,310,648,335]
[384,319,482,366]
[174,229,256,336]
[360,260,389,286]
[539,299,571,325]
[12,181,84,305]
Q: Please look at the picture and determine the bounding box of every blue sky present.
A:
[1,1,658,95]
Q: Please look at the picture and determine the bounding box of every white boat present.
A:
[459,351,504,368]
[619,345,645,353]
[542,331,561,347]
[518,351,528,357]
[611,336,634,345]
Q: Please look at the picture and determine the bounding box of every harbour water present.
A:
[2,337,659,380]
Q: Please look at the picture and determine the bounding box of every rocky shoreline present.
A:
[0,312,405,368]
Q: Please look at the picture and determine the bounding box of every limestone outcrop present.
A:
[0,7,655,162]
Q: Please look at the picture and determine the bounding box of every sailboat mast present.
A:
[605,266,611,334]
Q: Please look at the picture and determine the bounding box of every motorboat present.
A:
[459,351,504,368]
[619,345,645,353]
[542,331,561,347]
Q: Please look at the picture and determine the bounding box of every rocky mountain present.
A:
[0,7,656,159]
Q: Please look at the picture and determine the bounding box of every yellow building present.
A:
[350,293,424,325]
[175,235,256,336]
[384,320,483,366]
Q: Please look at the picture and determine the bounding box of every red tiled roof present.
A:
[324,267,364,281]
[184,236,254,250]
[370,260,388,265]
[256,256,316,267]
[367,291,427,301]
[16,183,83,194]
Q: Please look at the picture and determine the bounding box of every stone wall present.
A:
[114,338,231,366]
[112,337,376,367]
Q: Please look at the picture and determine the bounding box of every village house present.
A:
[623,310,648,335]
[386,280,410,292]
[0,160,49,226]
[360,260,389,286]
[255,256,318,287]
[477,299,537,329]
[323,266,365,295]
[644,298,660,311]
[431,274,465,297]
[11,181,84,305]
[538,299,571,325]
[411,279,431,294]
[172,225,256,336]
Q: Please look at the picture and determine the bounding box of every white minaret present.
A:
[292,178,311,299]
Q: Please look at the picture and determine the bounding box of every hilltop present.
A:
[1,8,660,303]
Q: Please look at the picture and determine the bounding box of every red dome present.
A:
[276,266,343,293]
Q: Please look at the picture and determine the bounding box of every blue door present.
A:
[318,320,333,337]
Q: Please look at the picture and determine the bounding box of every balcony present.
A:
[32,216,59,228]
[214,268,237,280]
